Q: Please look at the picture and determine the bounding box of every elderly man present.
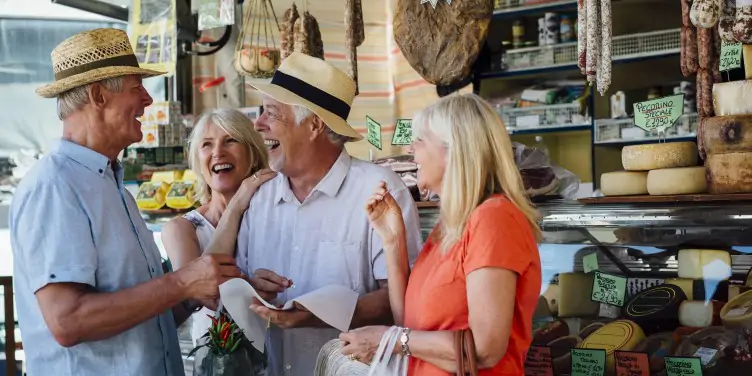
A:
[10,28,240,376]
[236,52,423,375]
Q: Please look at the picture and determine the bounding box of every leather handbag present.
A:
[454,330,479,376]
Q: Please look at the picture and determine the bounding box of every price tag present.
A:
[632,94,684,135]
[392,119,413,145]
[366,115,382,150]
[591,271,628,307]
[524,346,554,376]
[693,347,718,366]
[583,253,599,273]
[665,356,703,376]
[720,41,742,71]
[615,351,650,376]
[571,348,606,376]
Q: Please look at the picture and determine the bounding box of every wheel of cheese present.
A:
[720,289,752,329]
[677,249,732,280]
[578,320,646,373]
[713,81,752,116]
[665,278,730,301]
[622,142,699,171]
[706,152,752,193]
[532,319,569,346]
[646,167,707,195]
[701,115,752,154]
[578,322,607,339]
[558,273,600,317]
[600,171,648,196]
[623,284,686,335]
[547,335,581,374]
[633,332,678,376]
[678,300,725,327]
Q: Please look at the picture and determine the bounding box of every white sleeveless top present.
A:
[182,210,217,346]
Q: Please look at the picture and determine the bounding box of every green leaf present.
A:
[230,339,241,352]
[187,344,206,358]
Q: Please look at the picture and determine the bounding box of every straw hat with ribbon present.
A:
[247,52,363,141]
[36,28,165,98]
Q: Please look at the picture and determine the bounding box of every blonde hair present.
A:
[413,93,542,253]
[188,108,269,204]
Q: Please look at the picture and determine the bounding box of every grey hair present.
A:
[56,77,125,120]
[291,105,352,147]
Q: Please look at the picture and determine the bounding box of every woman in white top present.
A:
[162,108,275,346]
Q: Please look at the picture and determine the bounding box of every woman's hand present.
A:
[339,326,390,364]
[365,181,405,245]
[230,169,277,212]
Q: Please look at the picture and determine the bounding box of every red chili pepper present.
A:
[222,328,230,342]
[207,314,218,327]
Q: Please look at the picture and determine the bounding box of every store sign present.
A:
[615,351,650,376]
[366,115,382,150]
[664,357,703,376]
[524,346,554,376]
[633,94,684,135]
[591,271,627,307]
[583,253,599,273]
[720,41,742,72]
[392,119,413,146]
[571,349,606,376]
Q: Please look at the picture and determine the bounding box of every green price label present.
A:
[571,349,606,376]
[583,253,599,273]
[720,41,742,71]
[366,115,382,150]
[591,271,627,307]
[392,119,413,146]
[665,357,703,376]
[633,94,684,134]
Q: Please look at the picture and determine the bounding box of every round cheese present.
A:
[721,289,752,329]
[706,152,752,194]
[623,284,687,335]
[701,115,752,154]
[578,320,646,373]
[558,273,600,317]
[665,278,730,301]
[548,335,581,374]
[712,80,752,116]
[677,249,732,280]
[532,319,569,346]
[600,171,648,196]
[578,322,606,339]
[622,142,699,171]
[646,167,707,195]
[678,300,725,327]
[633,332,678,375]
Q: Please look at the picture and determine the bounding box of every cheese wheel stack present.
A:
[700,88,752,192]
[600,141,707,196]
[675,249,733,328]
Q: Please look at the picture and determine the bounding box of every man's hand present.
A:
[250,268,292,302]
[177,254,241,301]
[250,300,318,329]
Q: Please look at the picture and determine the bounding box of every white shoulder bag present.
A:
[314,326,408,376]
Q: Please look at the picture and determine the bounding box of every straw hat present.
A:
[247,52,363,141]
[36,28,165,98]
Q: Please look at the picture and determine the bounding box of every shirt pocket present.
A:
[315,241,363,291]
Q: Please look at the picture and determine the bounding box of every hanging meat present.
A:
[345,0,366,94]
[579,0,612,95]
[281,4,299,59]
[291,10,324,60]
[691,0,721,29]
[734,1,752,43]
[719,0,737,42]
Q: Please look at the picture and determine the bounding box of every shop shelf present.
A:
[594,113,698,145]
[493,0,577,18]
[498,102,591,134]
[481,28,681,79]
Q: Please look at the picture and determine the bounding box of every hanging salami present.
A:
[719,0,738,42]
[691,0,722,29]
[734,1,752,43]
[597,0,612,95]
[281,4,299,59]
[577,0,588,74]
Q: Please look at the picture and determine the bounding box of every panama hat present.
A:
[36,28,165,98]
[247,52,363,141]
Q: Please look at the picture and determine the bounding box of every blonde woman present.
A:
[162,108,276,347]
[340,94,543,375]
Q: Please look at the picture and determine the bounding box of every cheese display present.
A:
[677,249,733,280]
[701,115,752,154]
[600,171,648,196]
[728,284,751,301]
[633,332,678,376]
[665,278,730,301]
[548,335,581,374]
[706,152,752,193]
[577,320,646,373]
[646,167,707,195]
[720,289,752,329]
[623,284,687,335]
[673,326,738,365]
[621,142,699,171]
[712,81,752,116]
[542,283,560,315]
[558,273,600,317]
[678,300,725,327]
[578,322,606,339]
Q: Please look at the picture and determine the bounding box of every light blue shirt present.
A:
[9,139,184,376]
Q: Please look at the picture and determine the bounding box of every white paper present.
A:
[218,278,359,351]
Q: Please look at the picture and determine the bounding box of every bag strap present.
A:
[455,330,479,376]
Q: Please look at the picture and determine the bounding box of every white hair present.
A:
[56,77,125,120]
[291,105,352,147]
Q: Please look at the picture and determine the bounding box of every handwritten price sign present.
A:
[665,357,703,376]
[615,351,650,376]
[633,94,684,135]
[591,271,627,307]
[720,41,742,71]
[571,349,606,376]
[366,115,382,150]
[392,119,413,146]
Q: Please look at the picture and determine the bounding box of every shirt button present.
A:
[150,267,155,273]
[285,364,292,371]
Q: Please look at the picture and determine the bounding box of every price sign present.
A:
[392,119,413,145]
[633,94,684,135]
[524,347,554,376]
[571,349,606,376]
[720,41,742,71]
[665,356,703,376]
[615,351,650,376]
[591,271,627,307]
[583,253,599,273]
[366,115,382,150]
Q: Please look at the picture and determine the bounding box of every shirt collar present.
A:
[274,149,352,204]
[53,139,114,179]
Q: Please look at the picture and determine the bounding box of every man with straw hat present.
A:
[235,52,423,375]
[10,28,241,376]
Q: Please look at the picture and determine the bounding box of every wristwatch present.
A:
[400,327,412,356]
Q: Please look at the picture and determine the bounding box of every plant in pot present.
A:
[189,310,267,376]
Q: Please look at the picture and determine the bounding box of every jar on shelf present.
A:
[560,15,574,42]
[513,19,525,49]
[545,13,559,45]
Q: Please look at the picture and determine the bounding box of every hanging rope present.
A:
[234,0,282,79]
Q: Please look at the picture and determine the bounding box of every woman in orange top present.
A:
[340,93,542,375]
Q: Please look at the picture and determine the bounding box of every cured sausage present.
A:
[682,26,690,76]
[683,0,693,26]
[734,4,752,43]
[305,11,324,60]
[597,0,612,94]
[585,0,599,82]
[281,4,299,59]
[719,0,737,42]
[697,68,715,117]
[686,26,700,74]
[691,0,722,29]
[698,27,715,69]
[577,0,588,74]
[713,25,723,82]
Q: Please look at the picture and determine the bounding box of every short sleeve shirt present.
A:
[403,195,542,376]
